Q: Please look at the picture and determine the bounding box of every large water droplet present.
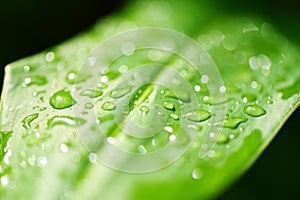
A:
[101,101,116,111]
[110,86,131,99]
[22,113,39,130]
[243,105,266,117]
[163,101,174,110]
[22,76,47,87]
[185,110,211,122]
[215,117,247,129]
[50,90,76,109]
[80,89,103,98]
[47,116,86,128]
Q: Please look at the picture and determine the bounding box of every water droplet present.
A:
[110,86,131,99]
[1,176,9,186]
[185,110,211,122]
[223,34,237,51]
[219,85,226,93]
[89,153,98,163]
[97,82,108,89]
[118,65,128,73]
[37,156,47,167]
[242,94,256,103]
[215,117,247,129]
[45,51,55,62]
[22,113,39,130]
[164,126,173,133]
[22,76,47,87]
[192,168,203,180]
[243,105,266,117]
[170,113,179,120]
[47,116,86,128]
[217,133,229,144]
[242,23,259,33]
[101,101,116,111]
[50,90,76,109]
[194,85,201,92]
[60,144,68,153]
[163,101,174,110]
[85,103,94,109]
[201,75,209,83]
[80,89,103,98]
[169,134,176,141]
[139,105,149,115]
[66,71,90,84]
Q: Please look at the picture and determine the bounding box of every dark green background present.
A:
[0,0,299,199]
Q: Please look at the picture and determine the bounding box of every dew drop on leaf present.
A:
[80,89,103,98]
[101,101,116,111]
[185,110,211,122]
[47,116,86,128]
[22,113,39,130]
[170,113,179,120]
[49,90,76,109]
[110,86,131,99]
[192,168,203,180]
[85,103,94,109]
[215,117,247,129]
[243,105,266,117]
[139,105,149,115]
[163,101,175,110]
[22,76,47,87]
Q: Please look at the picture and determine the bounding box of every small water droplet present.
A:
[1,176,9,186]
[22,76,47,87]
[170,113,179,120]
[215,117,247,129]
[80,89,103,98]
[163,101,174,110]
[169,134,176,141]
[85,103,94,109]
[192,168,203,180]
[139,105,149,115]
[118,65,128,73]
[45,52,55,62]
[243,105,266,117]
[97,82,108,89]
[164,126,173,133]
[22,113,39,130]
[242,23,259,33]
[217,133,229,144]
[50,90,76,109]
[110,86,131,99]
[194,85,201,92]
[242,94,256,103]
[89,153,97,163]
[185,110,211,122]
[201,75,209,83]
[37,156,48,167]
[101,101,116,111]
[47,116,86,128]
[60,144,68,153]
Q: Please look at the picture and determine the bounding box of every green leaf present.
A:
[1,0,300,200]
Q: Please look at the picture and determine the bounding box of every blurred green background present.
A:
[0,0,299,199]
